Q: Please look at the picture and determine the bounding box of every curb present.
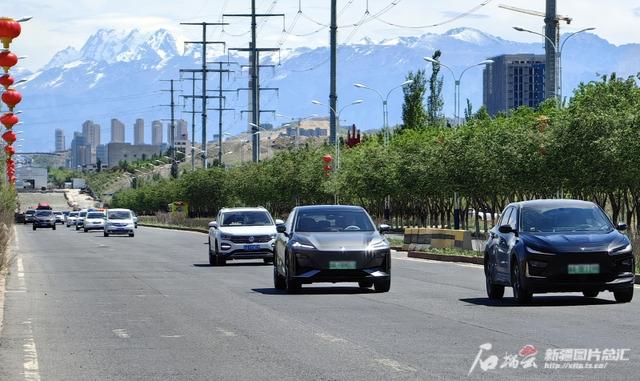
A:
[139,223,208,234]
[407,251,483,265]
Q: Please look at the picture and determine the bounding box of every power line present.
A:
[371,0,493,29]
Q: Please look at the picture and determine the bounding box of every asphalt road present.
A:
[1,225,639,380]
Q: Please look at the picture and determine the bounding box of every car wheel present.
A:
[208,239,216,266]
[52,225,56,230]
[32,225,36,231]
[263,258,273,264]
[511,260,532,304]
[273,258,286,290]
[75,225,79,231]
[285,255,300,293]
[485,258,505,300]
[613,287,633,303]
[129,233,135,237]
[582,290,599,298]
[358,281,373,289]
[84,228,88,233]
[374,278,391,293]
[104,232,109,237]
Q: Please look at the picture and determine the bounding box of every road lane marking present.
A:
[112,329,130,338]
[22,319,41,381]
[315,332,348,343]
[216,327,237,337]
[374,358,417,373]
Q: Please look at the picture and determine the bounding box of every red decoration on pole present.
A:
[0,50,18,73]
[6,158,14,166]
[1,88,21,111]
[8,175,16,183]
[346,124,361,148]
[2,129,16,144]
[0,17,21,49]
[322,154,333,163]
[0,73,13,89]
[4,144,15,156]
[0,112,18,128]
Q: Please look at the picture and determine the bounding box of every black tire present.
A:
[485,258,505,300]
[273,259,286,290]
[511,260,532,304]
[104,232,109,237]
[84,228,88,233]
[358,281,373,289]
[216,255,226,266]
[52,225,56,230]
[208,239,216,266]
[129,233,134,237]
[32,225,36,231]
[613,287,633,303]
[285,255,301,293]
[582,290,599,298]
[75,225,79,231]
[374,278,391,293]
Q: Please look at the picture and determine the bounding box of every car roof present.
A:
[510,199,597,209]
[107,208,132,212]
[219,207,268,213]
[294,205,366,212]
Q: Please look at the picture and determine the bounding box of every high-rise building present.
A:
[70,132,91,169]
[166,119,188,146]
[483,54,546,116]
[151,120,163,145]
[111,118,125,143]
[96,144,108,168]
[54,129,65,152]
[82,120,100,148]
[134,118,145,145]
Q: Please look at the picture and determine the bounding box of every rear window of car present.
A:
[87,212,105,219]
[79,212,87,217]
[107,211,131,220]
[25,210,35,215]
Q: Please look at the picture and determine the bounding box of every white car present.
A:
[104,209,135,237]
[53,211,65,224]
[75,209,88,230]
[66,211,78,227]
[83,211,106,232]
[207,207,282,266]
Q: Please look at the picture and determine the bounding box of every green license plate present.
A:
[329,261,356,270]
[568,264,600,275]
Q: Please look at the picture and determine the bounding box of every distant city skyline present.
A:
[5,0,640,72]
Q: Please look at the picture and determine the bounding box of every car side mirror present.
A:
[616,222,627,231]
[208,221,218,229]
[498,224,516,234]
[275,219,285,225]
[378,224,391,234]
[276,224,287,234]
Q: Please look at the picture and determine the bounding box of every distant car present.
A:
[83,211,106,232]
[53,211,65,224]
[484,199,635,304]
[66,211,79,227]
[207,207,280,266]
[132,211,138,228]
[104,209,135,237]
[36,202,52,210]
[75,209,88,230]
[33,210,56,230]
[273,205,391,293]
[23,209,36,224]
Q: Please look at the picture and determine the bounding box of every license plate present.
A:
[244,244,260,251]
[329,261,356,270]
[568,264,600,275]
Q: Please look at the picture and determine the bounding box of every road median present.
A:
[139,222,208,234]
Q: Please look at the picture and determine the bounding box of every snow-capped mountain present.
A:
[15,27,639,151]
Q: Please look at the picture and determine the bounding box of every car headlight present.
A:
[292,241,316,250]
[270,233,277,240]
[367,238,390,251]
[609,244,632,255]
[220,234,233,240]
[526,247,555,255]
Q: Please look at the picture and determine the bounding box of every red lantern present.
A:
[322,154,333,163]
[2,129,16,144]
[6,157,14,165]
[0,112,18,128]
[8,175,16,183]
[4,144,16,156]
[7,168,15,176]
[0,74,13,89]
[0,51,18,73]
[1,88,21,111]
[0,18,21,49]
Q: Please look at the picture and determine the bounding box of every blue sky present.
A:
[3,0,640,71]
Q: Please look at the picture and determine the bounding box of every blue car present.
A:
[484,199,635,304]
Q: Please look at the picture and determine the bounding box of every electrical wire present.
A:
[371,0,493,29]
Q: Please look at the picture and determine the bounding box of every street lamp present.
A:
[353,80,412,145]
[424,57,493,125]
[513,26,595,105]
[311,99,364,204]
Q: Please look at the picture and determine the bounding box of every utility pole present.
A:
[160,79,178,177]
[544,0,559,102]
[224,1,284,162]
[180,71,199,171]
[207,61,237,164]
[181,21,227,168]
[330,0,338,144]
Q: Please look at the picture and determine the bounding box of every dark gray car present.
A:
[33,210,56,230]
[274,205,391,293]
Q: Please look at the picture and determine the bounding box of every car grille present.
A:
[229,235,272,243]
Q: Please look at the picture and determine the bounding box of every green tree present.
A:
[427,50,444,126]
[401,69,428,130]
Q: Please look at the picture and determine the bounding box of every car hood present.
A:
[520,230,629,253]
[85,218,104,223]
[106,219,133,224]
[218,226,276,235]
[294,231,385,251]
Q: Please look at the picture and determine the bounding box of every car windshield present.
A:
[36,211,52,217]
[55,212,63,215]
[108,211,131,220]
[87,212,105,219]
[295,209,375,232]
[220,211,273,226]
[25,210,35,215]
[521,204,614,233]
[69,212,78,217]
[79,212,87,217]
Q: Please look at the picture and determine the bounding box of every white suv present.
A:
[208,207,282,266]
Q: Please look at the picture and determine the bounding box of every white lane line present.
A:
[22,320,41,381]
[216,327,237,337]
[374,358,417,373]
[112,329,130,339]
[315,332,348,343]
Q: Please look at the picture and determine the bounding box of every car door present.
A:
[502,206,520,280]
[494,206,514,282]
[275,210,295,276]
